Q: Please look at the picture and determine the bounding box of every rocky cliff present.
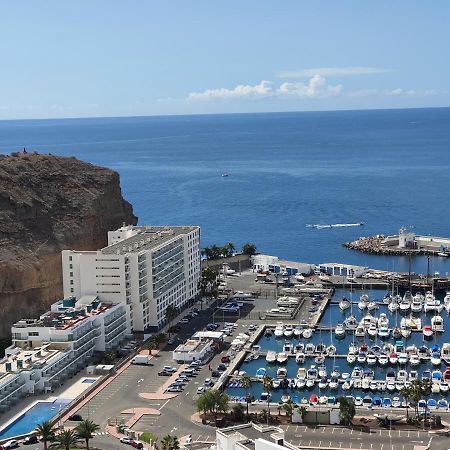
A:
[0,152,137,337]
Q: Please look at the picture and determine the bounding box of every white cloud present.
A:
[187,75,342,101]
[188,80,274,101]
[276,66,393,78]
[349,88,438,97]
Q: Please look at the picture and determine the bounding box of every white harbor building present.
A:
[62,224,201,331]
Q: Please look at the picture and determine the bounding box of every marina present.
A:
[223,286,450,411]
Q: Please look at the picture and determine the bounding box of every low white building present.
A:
[0,295,128,411]
[318,262,368,278]
[216,423,289,450]
[251,255,313,276]
[172,338,213,363]
[62,224,201,332]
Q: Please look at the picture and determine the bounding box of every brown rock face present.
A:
[0,152,137,337]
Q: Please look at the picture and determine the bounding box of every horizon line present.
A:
[0,104,449,123]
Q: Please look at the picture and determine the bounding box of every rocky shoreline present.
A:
[343,235,436,256]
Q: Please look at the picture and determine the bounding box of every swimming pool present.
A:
[0,399,71,439]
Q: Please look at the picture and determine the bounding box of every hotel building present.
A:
[61,225,201,331]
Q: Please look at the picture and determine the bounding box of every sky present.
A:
[0,1,450,119]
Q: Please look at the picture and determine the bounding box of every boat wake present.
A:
[306,222,364,229]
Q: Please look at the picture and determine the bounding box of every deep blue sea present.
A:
[0,108,449,275]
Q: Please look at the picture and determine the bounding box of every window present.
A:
[29,332,39,337]
[70,288,74,293]
[69,264,73,269]
[69,255,72,261]
[70,280,74,285]
[70,272,73,277]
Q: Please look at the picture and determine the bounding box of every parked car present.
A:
[68,413,83,421]
[131,441,144,449]
[120,437,134,445]
[180,318,190,324]
[167,386,182,393]
[196,386,205,394]
[158,370,171,376]
[167,338,175,345]
[204,378,214,387]
[163,366,177,373]
[22,435,38,445]
[211,371,220,378]
[217,363,227,371]
[221,356,230,363]
[1,440,19,449]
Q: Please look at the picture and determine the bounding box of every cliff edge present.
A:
[0,152,137,337]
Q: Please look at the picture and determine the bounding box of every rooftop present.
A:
[102,225,197,255]
[219,424,285,450]
[12,297,116,331]
[174,338,211,354]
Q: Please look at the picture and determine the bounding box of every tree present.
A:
[140,432,158,446]
[222,242,236,258]
[198,267,218,301]
[147,337,157,355]
[165,305,178,334]
[282,399,294,422]
[102,351,117,365]
[400,386,412,421]
[338,397,355,426]
[240,375,253,418]
[297,405,308,421]
[262,375,273,424]
[50,429,80,450]
[196,390,229,419]
[36,421,56,450]
[75,419,100,450]
[232,403,246,422]
[242,243,257,256]
[161,435,180,450]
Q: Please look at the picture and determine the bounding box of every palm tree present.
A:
[75,419,100,450]
[36,421,56,450]
[147,337,157,355]
[161,434,180,450]
[282,399,294,422]
[242,243,257,256]
[400,386,412,421]
[262,374,273,424]
[165,305,178,335]
[240,375,253,418]
[50,429,79,450]
[297,405,308,423]
[338,396,355,426]
[223,242,235,257]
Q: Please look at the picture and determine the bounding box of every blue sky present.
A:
[1,1,449,119]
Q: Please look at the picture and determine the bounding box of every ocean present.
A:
[0,107,449,275]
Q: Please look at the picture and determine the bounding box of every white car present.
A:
[180,318,190,324]
[196,386,205,394]
[120,437,133,444]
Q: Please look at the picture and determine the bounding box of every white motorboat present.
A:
[306,366,318,381]
[400,327,411,338]
[283,341,293,353]
[367,323,378,338]
[327,345,337,356]
[297,367,306,380]
[378,313,389,328]
[361,314,376,329]
[342,380,352,390]
[400,316,422,330]
[296,379,306,389]
[318,377,328,389]
[305,343,315,356]
[339,298,351,311]
[272,379,281,389]
[399,300,411,312]
[357,352,367,364]
[277,297,300,308]
[397,370,408,382]
[388,301,399,313]
[409,354,420,366]
[411,294,423,312]
[378,353,389,366]
[266,350,277,363]
[431,351,441,366]
[329,377,339,389]
[441,343,450,364]
[398,352,409,365]
[355,325,365,338]
[378,326,390,338]
[383,293,392,304]
[335,323,346,338]
[277,352,288,364]
[392,397,401,408]
[284,325,294,337]
[344,315,358,330]
[302,328,313,339]
[293,326,303,337]
[423,325,433,338]
[277,367,287,378]
[386,380,396,392]
[367,353,377,365]
[347,351,357,364]
[274,322,284,338]
[367,301,378,311]
[431,315,444,332]
[351,367,363,380]
[318,365,327,378]
[389,352,398,364]
[358,295,368,310]
[295,352,305,364]
[440,381,449,393]
[392,327,402,339]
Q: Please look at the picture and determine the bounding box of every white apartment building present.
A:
[62,225,201,332]
[0,295,127,411]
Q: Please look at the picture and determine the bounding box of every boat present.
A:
[423,325,433,338]
[305,343,315,356]
[221,173,230,177]
[354,396,363,407]
[339,298,351,311]
[392,327,401,339]
[410,354,420,366]
[302,328,313,339]
[347,351,357,364]
[438,252,449,257]
[431,315,444,332]
[296,352,305,364]
[329,377,339,389]
[386,380,396,392]
[362,396,373,408]
[419,345,429,361]
[344,315,358,330]
[314,355,325,364]
[400,327,411,338]
[367,353,377,366]
[281,394,290,403]
[318,377,328,389]
[278,297,300,308]
[383,397,392,408]
[327,345,336,356]
[318,365,327,378]
[411,294,423,313]
[378,327,390,338]
[318,395,328,405]
[378,313,389,328]
[437,399,449,409]
[383,293,392,304]
[398,352,409,365]
[361,314,375,328]
[355,325,365,338]
[272,379,281,389]
[431,351,442,366]
[342,380,353,391]
[357,351,367,364]
[265,328,273,337]
[442,344,450,364]
[358,300,367,310]
[293,326,303,338]
[391,397,401,408]
[367,301,378,311]
[266,350,277,363]
[283,341,293,353]
[440,381,449,393]
[297,367,306,380]
[388,302,399,313]
[335,323,346,338]
[327,396,336,406]
[260,392,270,401]
[309,394,318,406]
[372,395,382,406]
[306,366,318,381]
[277,367,287,378]
[378,353,389,366]
[399,299,411,312]
[424,293,442,313]
[422,369,431,381]
[277,352,288,364]
[274,322,284,338]
[427,398,437,410]
[255,368,266,379]
[367,323,378,338]
[389,353,398,364]
[351,367,363,380]
[284,325,294,337]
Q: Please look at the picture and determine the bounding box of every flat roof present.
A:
[319,262,368,270]
[174,339,211,353]
[102,225,198,255]
[193,331,225,340]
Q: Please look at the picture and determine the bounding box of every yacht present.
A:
[361,314,375,329]
[351,366,363,380]
[399,299,411,312]
[344,315,358,331]
[277,367,287,378]
[266,350,277,363]
[367,353,377,365]
[347,351,357,364]
[388,301,399,313]
[431,315,444,332]
[339,298,351,311]
[335,323,346,338]
[278,297,300,308]
[305,343,315,356]
[378,313,389,328]
[424,293,442,313]
[306,366,318,381]
[441,343,450,364]
[367,323,378,338]
[302,328,313,339]
[274,322,284,338]
[318,377,328,390]
[411,294,423,312]
[284,325,294,337]
[355,325,365,338]
[423,325,433,338]
[277,352,288,364]
[293,326,303,338]
[329,377,339,389]
[398,352,409,365]
[295,352,305,364]
[378,326,390,338]
[283,341,293,353]
[367,301,378,311]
